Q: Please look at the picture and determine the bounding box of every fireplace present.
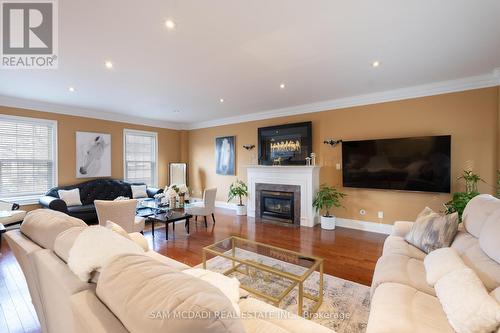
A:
[260,190,294,223]
[255,183,301,226]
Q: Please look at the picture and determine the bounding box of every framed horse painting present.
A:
[76,131,112,178]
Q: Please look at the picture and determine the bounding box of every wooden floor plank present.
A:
[0,275,25,333]
[2,263,39,331]
[0,296,10,333]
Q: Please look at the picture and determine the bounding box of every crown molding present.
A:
[1,69,499,131]
[187,69,500,130]
[0,95,188,130]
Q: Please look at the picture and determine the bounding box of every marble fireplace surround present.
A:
[246,165,320,227]
[255,183,301,226]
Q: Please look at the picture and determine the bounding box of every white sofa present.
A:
[5,209,333,333]
[367,194,500,333]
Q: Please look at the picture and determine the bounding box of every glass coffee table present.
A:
[202,236,324,317]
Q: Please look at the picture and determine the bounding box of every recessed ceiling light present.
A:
[105,61,113,69]
[280,83,286,89]
[165,19,176,30]
[219,98,225,103]
[68,86,75,92]
[372,61,380,68]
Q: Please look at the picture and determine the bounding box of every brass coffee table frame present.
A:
[202,236,324,317]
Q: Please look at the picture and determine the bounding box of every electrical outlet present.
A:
[359,209,366,216]
[378,211,384,219]
[336,163,341,170]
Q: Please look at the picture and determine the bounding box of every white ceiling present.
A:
[1,0,500,129]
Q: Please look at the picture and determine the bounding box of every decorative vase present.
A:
[169,197,177,208]
[236,205,247,216]
[179,193,185,207]
[320,215,336,230]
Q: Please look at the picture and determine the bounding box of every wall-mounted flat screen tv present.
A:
[342,135,451,193]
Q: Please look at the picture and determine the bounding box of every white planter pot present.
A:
[236,205,247,216]
[321,215,336,230]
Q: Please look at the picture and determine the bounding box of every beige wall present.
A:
[188,87,500,224]
[0,106,182,209]
[498,89,500,169]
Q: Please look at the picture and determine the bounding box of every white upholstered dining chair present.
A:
[94,199,145,233]
[184,188,217,227]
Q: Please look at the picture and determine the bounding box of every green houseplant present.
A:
[313,184,346,230]
[444,170,482,221]
[496,170,500,199]
[228,180,248,216]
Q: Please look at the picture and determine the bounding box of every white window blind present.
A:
[0,115,57,202]
[124,129,157,186]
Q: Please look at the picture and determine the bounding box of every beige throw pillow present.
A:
[183,268,241,314]
[97,254,245,333]
[405,207,459,254]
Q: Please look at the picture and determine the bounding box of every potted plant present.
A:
[313,184,346,230]
[444,170,483,221]
[496,170,500,199]
[458,170,484,193]
[228,180,248,216]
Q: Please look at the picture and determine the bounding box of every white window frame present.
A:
[0,114,58,205]
[123,129,158,187]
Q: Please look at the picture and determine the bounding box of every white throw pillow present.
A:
[491,287,500,304]
[128,232,149,252]
[183,268,241,314]
[131,185,147,199]
[424,247,468,286]
[435,267,500,333]
[58,189,82,206]
[105,221,149,251]
[105,220,131,239]
[68,226,144,282]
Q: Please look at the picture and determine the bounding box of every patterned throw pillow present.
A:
[405,207,459,254]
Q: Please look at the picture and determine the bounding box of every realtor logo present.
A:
[1,0,58,69]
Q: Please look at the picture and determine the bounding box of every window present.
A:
[0,115,57,203]
[124,129,158,186]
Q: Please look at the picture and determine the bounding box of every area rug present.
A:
[200,248,371,333]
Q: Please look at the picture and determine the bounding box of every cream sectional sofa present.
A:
[5,209,333,333]
[367,194,500,333]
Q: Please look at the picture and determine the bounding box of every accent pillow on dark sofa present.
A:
[39,179,162,223]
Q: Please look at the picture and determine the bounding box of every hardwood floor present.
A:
[0,207,387,333]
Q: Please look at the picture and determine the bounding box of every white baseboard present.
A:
[214,200,237,210]
[196,197,393,234]
[191,198,237,211]
[336,218,393,235]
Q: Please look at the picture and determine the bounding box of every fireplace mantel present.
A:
[245,165,320,227]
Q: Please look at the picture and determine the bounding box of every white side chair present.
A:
[185,188,217,228]
[94,199,145,233]
[0,200,26,226]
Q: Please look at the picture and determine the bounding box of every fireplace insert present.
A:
[260,190,294,223]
